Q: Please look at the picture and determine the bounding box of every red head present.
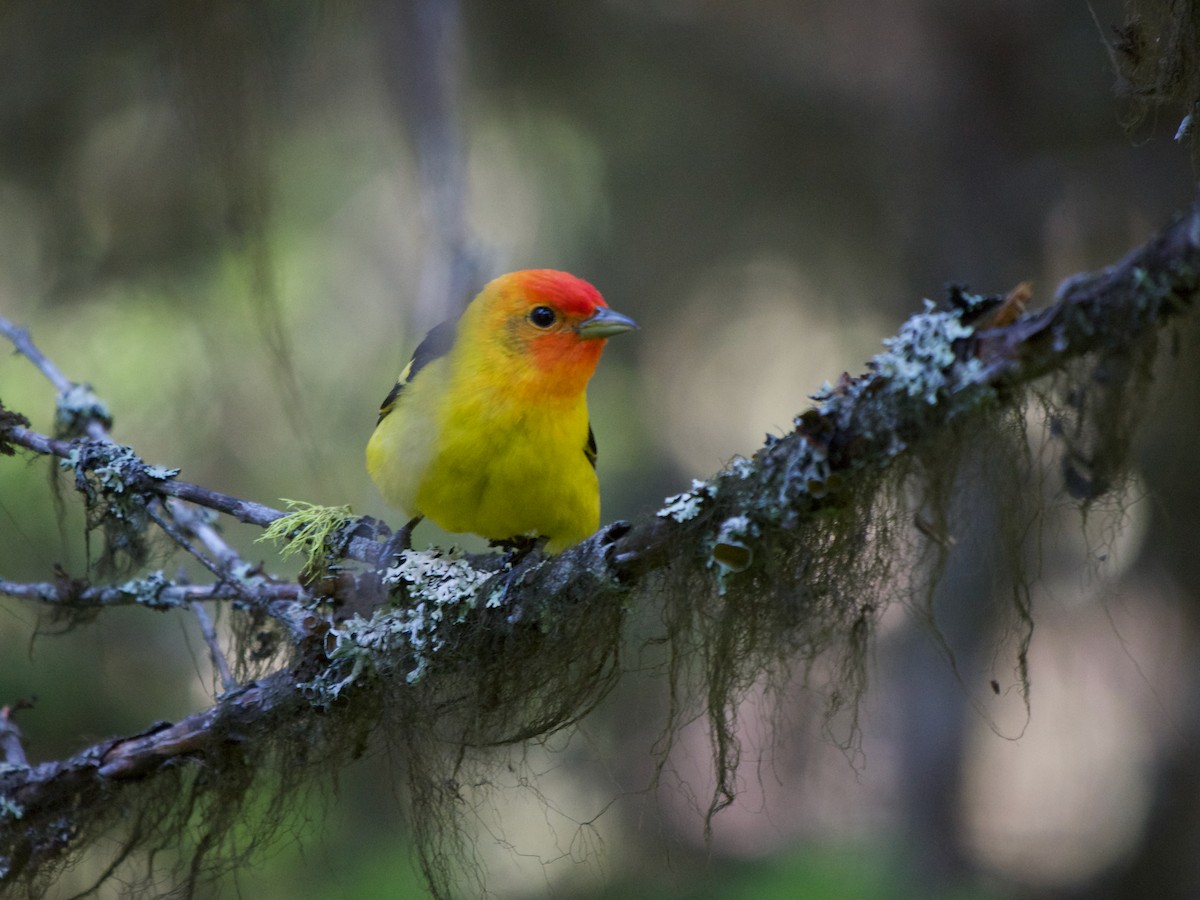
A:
[464,270,637,398]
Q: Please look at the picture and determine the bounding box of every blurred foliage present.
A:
[2,0,1200,898]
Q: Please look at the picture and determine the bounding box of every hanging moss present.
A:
[3,201,1200,898]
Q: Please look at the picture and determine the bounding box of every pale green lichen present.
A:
[116,570,181,610]
[59,441,180,570]
[792,437,831,494]
[658,479,717,522]
[871,299,976,403]
[386,548,497,612]
[710,514,758,592]
[303,549,495,700]
[54,383,112,438]
[720,455,755,480]
[811,298,993,455]
[61,442,180,497]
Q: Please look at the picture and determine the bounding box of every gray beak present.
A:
[576,307,639,340]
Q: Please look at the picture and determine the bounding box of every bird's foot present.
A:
[488,534,545,563]
[487,536,548,616]
[378,515,423,568]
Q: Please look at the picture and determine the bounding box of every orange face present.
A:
[479,270,637,395]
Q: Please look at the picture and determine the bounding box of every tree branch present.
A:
[609,204,1200,576]
[1,202,1198,895]
[0,421,288,529]
[0,575,301,608]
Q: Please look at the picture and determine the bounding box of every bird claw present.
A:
[489,537,547,614]
[378,515,422,567]
[488,534,544,559]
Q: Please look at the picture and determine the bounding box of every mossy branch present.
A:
[2,202,1199,897]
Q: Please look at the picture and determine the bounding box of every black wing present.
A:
[375,318,458,425]
[584,424,597,470]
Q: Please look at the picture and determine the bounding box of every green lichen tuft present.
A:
[256,499,356,574]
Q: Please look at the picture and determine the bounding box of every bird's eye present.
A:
[528,306,557,328]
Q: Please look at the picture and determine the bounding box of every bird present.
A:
[366,269,637,555]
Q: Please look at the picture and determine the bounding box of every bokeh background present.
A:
[3,1,1200,897]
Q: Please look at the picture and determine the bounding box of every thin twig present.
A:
[190,601,237,694]
[0,317,73,395]
[2,320,388,565]
[147,503,256,602]
[1,317,288,530]
[0,576,301,606]
[164,497,241,568]
[146,505,242,693]
[0,419,393,565]
[1,315,111,442]
[1,422,287,528]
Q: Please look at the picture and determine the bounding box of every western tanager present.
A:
[366,269,637,554]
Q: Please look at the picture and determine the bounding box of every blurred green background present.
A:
[3,1,1200,897]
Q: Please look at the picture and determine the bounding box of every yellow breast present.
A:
[366,354,599,553]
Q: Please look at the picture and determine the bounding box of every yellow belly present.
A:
[366,372,599,553]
